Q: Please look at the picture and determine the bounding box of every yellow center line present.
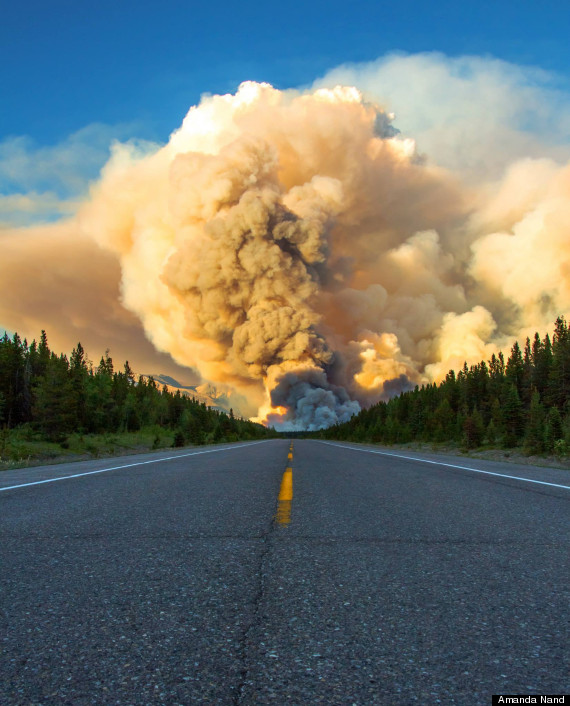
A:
[278,467,293,501]
[276,445,294,525]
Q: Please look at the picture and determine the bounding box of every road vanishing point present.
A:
[1,439,569,705]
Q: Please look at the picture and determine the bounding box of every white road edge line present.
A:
[318,441,570,491]
[0,440,272,493]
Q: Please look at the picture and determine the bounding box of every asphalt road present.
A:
[1,439,569,705]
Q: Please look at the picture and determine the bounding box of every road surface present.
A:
[1,439,569,705]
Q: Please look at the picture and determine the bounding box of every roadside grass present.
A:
[0,426,176,471]
[371,439,570,470]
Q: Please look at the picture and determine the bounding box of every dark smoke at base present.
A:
[381,373,416,399]
[269,368,361,431]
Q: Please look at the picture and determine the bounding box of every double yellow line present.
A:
[276,442,293,525]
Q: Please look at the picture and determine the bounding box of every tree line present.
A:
[318,316,570,456]
[0,331,275,445]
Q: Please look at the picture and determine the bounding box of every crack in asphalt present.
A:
[2,534,568,546]
[232,500,285,705]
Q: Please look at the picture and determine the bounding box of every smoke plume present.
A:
[2,57,570,429]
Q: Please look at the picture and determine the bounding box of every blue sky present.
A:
[2,0,569,147]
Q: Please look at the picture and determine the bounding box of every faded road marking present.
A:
[277,443,294,525]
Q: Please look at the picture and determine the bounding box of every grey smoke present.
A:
[270,368,361,430]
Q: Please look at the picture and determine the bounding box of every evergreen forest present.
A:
[318,317,570,457]
[0,330,275,465]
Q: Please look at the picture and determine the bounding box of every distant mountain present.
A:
[142,374,232,413]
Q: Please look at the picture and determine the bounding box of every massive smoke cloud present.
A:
[2,54,570,429]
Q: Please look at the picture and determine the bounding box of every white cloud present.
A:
[0,123,159,225]
[0,192,79,227]
[312,52,570,181]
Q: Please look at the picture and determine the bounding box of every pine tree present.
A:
[548,317,570,408]
[544,407,563,452]
[463,408,485,449]
[0,333,28,427]
[500,384,523,447]
[86,360,116,433]
[69,342,89,430]
[523,390,545,455]
[36,330,51,377]
[432,399,455,442]
[489,397,504,442]
[33,354,75,441]
[123,361,135,385]
[122,389,140,431]
[486,418,497,445]
[531,332,552,399]
[522,338,532,405]
[98,350,114,376]
[506,341,525,397]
